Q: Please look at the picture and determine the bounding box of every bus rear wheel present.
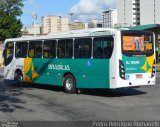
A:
[15,71,23,87]
[63,74,76,94]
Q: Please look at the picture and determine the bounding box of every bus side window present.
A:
[35,43,42,58]
[29,41,42,58]
[93,37,114,59]
[43,41,50,58]
[58,40,65,58]
[104,46,111,58]
[65,39,73,58]
[29,42,35,58]
[74,38,92,58]
[44,51,49,58]
[43,40,56,58]
[22,42,28,58]
[15,42,28,58]
[94,47,103,58]
[57,39,73,58]
[15,42,22,58]
[29,49,34,58]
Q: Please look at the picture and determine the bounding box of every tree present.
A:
[0,0,25,42]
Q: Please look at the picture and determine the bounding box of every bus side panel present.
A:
[87,59,110,88]
[24,58,64,85]
[70,59,110,89]
[24,58,110,88]
[70,59,89,88]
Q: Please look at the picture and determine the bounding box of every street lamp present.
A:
[69,13,74,30]
[69,13,74,22]
[32,10,37,36]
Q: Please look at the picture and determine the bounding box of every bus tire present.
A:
[63,74,76,94]
[15,71,23,87]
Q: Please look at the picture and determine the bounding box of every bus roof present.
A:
[4,28,122,43]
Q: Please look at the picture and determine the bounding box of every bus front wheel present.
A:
[15,71,23,87]
[63,74,76,94]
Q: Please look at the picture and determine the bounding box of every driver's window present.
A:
[4,42,14,66]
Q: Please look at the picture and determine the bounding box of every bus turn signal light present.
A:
[151,60,156,78]
[119,60,126,80]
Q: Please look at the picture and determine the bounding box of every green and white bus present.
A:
[3,28,156,93]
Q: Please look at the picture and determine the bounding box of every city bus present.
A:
[3,28,156,93]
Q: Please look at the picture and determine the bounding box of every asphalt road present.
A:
[0,74,160,123]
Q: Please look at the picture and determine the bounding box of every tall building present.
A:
[118,0,160,27]
[103,9,117,28]
[140,0,160,25]
[42,16,69,34]
[117,0,140,27]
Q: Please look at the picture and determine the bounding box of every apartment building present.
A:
[103,9,118,28]
[118,0,160,27]
[69,21,85,30]
[117,0,140,27]
[42,16,69,34]
[140,0,160,25]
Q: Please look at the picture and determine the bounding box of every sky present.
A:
[21,0,116,26]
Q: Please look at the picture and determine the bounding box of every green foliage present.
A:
[0,0,25,42]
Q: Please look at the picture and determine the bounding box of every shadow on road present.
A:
[21,82,146,98]
[22,83,146,97]
[29,83,63,92]
[0,81,32,113]
[1,81,147,113]
[79,88,146,97]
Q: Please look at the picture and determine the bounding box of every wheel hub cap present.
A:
[66,78,73,90]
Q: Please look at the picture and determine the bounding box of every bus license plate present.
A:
[136,74,142,79]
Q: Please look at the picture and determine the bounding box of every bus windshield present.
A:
[4,42,14,66]
[122,31,154,56]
